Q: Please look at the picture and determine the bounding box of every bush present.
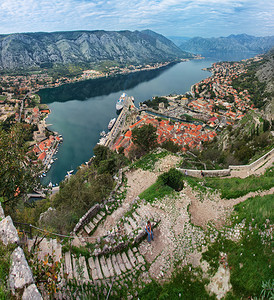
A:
[159,168,184,191]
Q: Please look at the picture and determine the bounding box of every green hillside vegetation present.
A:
[181,111,273,170]
[202,194,273,299]
[0,242,16,299]
[232,60,269,109]
[184,166,273,199]
[142,96,169,110]
[11,145,129,234]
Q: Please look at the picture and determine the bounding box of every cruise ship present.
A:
[108,118,116,130]
[116,93,127,111]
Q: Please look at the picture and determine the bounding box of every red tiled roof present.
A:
[38,152,46,161]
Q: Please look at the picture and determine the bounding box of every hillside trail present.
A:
[229,150,274,178]
[138,183,274,281]
[189,186,274,229]
[91,154,181,238]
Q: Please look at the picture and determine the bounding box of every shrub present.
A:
[159,168,184,191]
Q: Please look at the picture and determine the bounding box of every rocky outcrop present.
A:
[0,215,19,245]
[22,284,43,300]
[0,203,42,299]
[0,29,192,70]
[256,47,274,121]
[9,247,34,294]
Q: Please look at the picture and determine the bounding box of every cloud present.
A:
[0,0,272,37]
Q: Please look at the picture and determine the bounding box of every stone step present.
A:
[88,257,99,281]
[106,257,115,277]
[111,254,121,276]
[99,211,106,218]
[77,233,87,245]
[123,222,132,235]
[116,253,127,273]
[97,213,103,221]
[84,224,92,235]
[99,256,111,278]
[132,212,142,224]
[94,256,104,279]
[127,249,137,267]
[52,239,62,262]
[93,214,102,225]
[136,253,145,265]
[64,252,73,279]
[71,235,84,247]
[128,217,138,230]
[79,256,90,283]
[121,252,132,270]
[72,256,81,281]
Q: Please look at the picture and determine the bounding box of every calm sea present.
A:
[39,52,255,185]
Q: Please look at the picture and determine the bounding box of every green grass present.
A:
[138,267,214,300]
[233,194,274,226]
[202,194,273,298]
[131,150,170,171]
[205,167,273,199]
[0,95,7,102]
[0,241,16,299]
[184,166,273,199]
[139,180,174,202]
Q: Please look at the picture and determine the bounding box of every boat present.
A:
[116,93,127,111]
[108,118,116,130]
[100,130,106,137]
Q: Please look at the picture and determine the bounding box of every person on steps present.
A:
[145,220,154,243]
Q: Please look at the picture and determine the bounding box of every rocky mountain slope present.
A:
[256,48,274,120]
[0,30,192,71]
[180,34,274,54]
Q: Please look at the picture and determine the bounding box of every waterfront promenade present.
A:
[105,96,136,148]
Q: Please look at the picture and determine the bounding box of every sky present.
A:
[0,0,273,38]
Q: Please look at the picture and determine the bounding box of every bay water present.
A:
[39,53,255,185]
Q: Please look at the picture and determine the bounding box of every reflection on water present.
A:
[38,63,176,103]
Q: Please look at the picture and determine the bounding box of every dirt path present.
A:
[92,154,181,238]
[189,187,274,229]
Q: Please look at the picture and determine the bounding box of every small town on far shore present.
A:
[0,54,263,178]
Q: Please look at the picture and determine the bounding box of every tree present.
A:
[132,124,158,152]
[161,140,181,153]
[159,168,184,191]
[0,124,41,206]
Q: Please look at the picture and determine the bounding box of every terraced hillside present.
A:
[25,149,273,299]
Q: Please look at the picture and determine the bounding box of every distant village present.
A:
[0,55,263,170]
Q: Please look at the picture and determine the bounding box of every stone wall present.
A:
[0,203,42,299]
[178,148,274,178]
[178,168,231,178]
[73,203,101,234]
[229,148,274,172]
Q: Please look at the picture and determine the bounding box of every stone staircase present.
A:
[27,236,147,298]
[27,190,158,297]
[63,247,146,284]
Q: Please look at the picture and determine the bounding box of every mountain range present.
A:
[179,34,274,54]
[0,30,191,71]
